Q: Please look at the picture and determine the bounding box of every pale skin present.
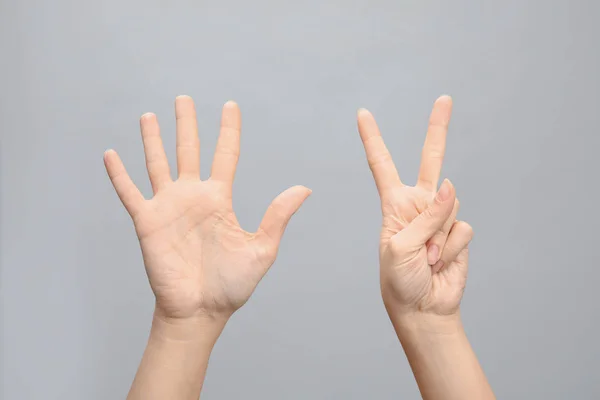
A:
[104,96,311,400]
[105,95,493,399]
[357,95,495,399]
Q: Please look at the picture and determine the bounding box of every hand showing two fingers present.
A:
[357,96,473,316]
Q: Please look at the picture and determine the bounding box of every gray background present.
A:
[2,1,599,399]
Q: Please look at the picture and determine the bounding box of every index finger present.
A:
[417,95,453,191]
[211,101,241,188]
[357,108,402,197]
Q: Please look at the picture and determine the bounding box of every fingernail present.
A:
[140,112,155,121]
[436,179,452,202]
[427,245,439,265]
[432,260,445,273]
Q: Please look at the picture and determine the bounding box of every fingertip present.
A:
[289,185,313,199]
[357,108,380,141]
[427,244,440,265]
[436,178,454,203]
[175,95,195,112]
[103,149,117,163]
[140,112,156,121]
[302,187,313,200]
[175,96,197,119]
[446,178,455,192]
[436,94,452,102]
[432,259,445,274]
[103,149,122,177]
[357,108,372,119]
[223,100,238,108]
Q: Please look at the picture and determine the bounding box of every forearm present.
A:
[391,311,494,400]
[127,309,227,400]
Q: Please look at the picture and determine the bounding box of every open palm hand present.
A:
[105,97,310,320]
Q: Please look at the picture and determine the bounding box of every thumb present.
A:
[392,179,456,250]
[257,185,312,249]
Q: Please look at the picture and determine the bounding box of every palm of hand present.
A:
[358,97,473,316]
[135,180,266,318]
[105,97,310,319]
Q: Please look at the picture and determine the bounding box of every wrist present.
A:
[150,307,228,346]
[389,310,464,341]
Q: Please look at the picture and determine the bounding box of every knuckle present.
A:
[460,221,474,236]
[254,233,279,261]
[259,245,278,263]
[217,148,240,159]
[424,205,438,220]
[368,152,393,169]
[427,150,444,160]
[453,221,474,242]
